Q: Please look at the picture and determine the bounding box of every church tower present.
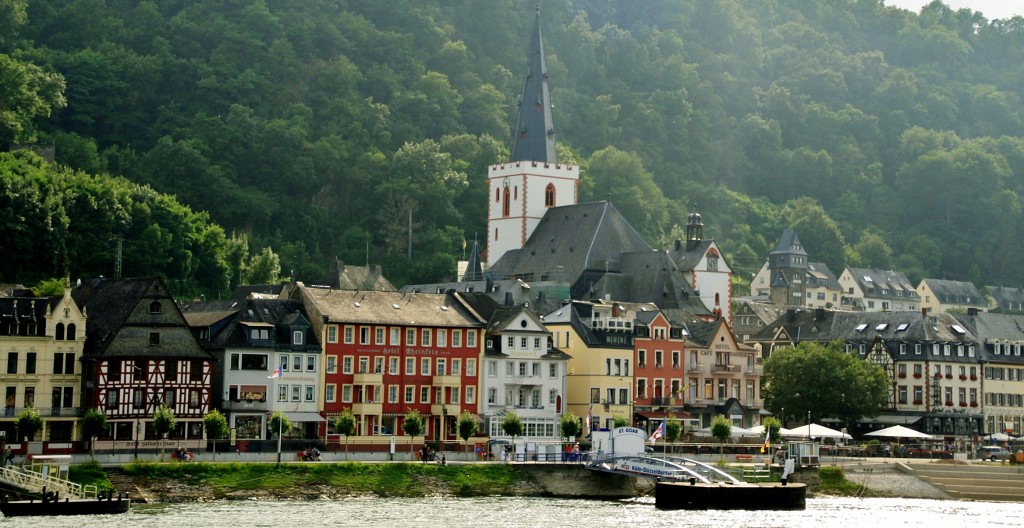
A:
[486,5,579,268]
[768,229,808,306]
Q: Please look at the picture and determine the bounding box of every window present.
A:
[421,358,430,376]
[327,325,338,343]
[344,326,354,344]
[520,337,528,349]
[342,385,353,403]
[452,330,462,347]
[452,359,461,376]
[545,183,555,207]
[25,352,36,374]
[420,386,430,403]
[5,352,16,374]
[467,330,477,348]
[134,361,146,381]
[278,385,288,402]
[327,356,337,374]
[405,386,414,403]
[549,363,557,378]
[165,360,178,381]
[305,386,315,402]
[326,385,336,403]
[342,357,353,374]
[488,361,497,377]
[149,301,162,314]
[488,388,497,404]
[390,327,400,345]
[436,359,446,376]
[406,329,416,346]
[437,330,447,347]
[421,329,432,347]
[149,332,160,346]
[405,358,415,375]
[389,385,399,403]
[191,360,203,382]
[358,357,369,374]
[389,357,399,375]
[376,327,385,345]
[189,389,200,408]
[292,386,301,402]
[507,336,515,350]
[106,389,118,409]
[360,327,370,345]
[292,354,302,371]
[619,388,629,405]
[307,355,316,372]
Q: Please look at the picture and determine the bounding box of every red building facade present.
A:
[633,310,689,428]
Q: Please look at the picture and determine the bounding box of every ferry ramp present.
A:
[585,455,740,484]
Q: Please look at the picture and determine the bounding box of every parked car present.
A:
[980,445,1012,461]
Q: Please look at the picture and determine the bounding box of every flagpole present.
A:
[276,374,282,464]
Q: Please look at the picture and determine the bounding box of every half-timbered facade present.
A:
[75,277,215,451]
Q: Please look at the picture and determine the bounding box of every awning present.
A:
[862,414,923,425]
[635,411,692,420]
[284,412,326,423]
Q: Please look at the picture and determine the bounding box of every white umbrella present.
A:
[698,426,758,437]
[865,425,932,440]
[781,423,852,440]
[749,425,766,435]
[984,432,1015,443]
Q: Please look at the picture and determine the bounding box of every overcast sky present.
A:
[885,0,1024,20]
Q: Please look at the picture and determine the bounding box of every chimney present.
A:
[787,309,797,322]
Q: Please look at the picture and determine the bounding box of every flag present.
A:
[760,426,771,453]
[649,420,665,444]
[267,362,284,379]
[586,405,593,434]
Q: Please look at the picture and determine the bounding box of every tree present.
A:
[457,410,478,461]
[501,412,523,461]
[613,416,631,428]
[16,409,42,442]
[665,419,682,454]
[559,411,583,441]
[268,411,291,439]
[762,341,890,427]
[153,403,176,459]
[203,410,229,462]
[0,54,66,145]
[403,409,425,459]
[81,408,108,458]
[246,246,281,285]
[334,409,356,460]
[710,414,732,460]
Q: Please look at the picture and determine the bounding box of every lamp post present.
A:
[134,416,140,460]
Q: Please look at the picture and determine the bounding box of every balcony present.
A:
[711,364,739,373]
[433,374,461,387]
[352,401,382,415]
[431,403,460,416]
[353,369,383,385]
[651,397,674,406]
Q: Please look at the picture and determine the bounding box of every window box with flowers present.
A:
[945,374,953,379]
[934,373,943,379]
[913,373,922,379]
[898,373,907,379]
[912,399,923,405]
[959,375,967,381]
[970,402,979,407]
[945,400,954,406]
[959,401,968,407]
[970,375,978,381]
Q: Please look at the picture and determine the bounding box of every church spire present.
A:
[510,4,557,163]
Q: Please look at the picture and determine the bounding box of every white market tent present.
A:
[865,425,933,440]
[983,432,1016,443]
[781,423,852,440]
[697,426,759,438]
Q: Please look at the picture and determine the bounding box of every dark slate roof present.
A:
[400,279,560,314]
[770,229,806,256]
[770,271,790,288]
[489,201,652,286]
[806,262,840,289]
[753,310,977,360]
[0,284,28,297]
[987,285,1024,311]
[666,239,714,273]
[953,312,1024,364]
[845,267,919,300]
[73,276,212,360]
[0,295,62,335]
[921,279,985,307]
[463,240,483,282]
[231,284,285,300]
[683,319,720,347]
[509,5,557,163]
[589,250,710,315]
[319,260,396,292]
[182,298,319,351]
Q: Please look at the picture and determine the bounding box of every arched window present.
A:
[514,186,518,200]
[502,187,511,217]
[545,184,556,207]
[149,301,162,314]
[495,187,500,202]
[66,323,76,340]
[55,323,65,340]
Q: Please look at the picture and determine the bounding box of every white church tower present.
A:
[486,5,579,268]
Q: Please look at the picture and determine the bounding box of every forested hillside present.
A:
[3,0,1024,297]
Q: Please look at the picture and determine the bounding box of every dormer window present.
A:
[149,301,162,314]
[293,330,304,346]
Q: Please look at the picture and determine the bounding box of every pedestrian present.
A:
[3,446,12,466]
[440,454,447,466]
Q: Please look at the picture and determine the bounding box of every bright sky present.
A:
[885,0,1024,20]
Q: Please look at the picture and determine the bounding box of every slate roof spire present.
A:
[510,3,557,163]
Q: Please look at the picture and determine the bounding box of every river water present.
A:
[6,496,1024,527]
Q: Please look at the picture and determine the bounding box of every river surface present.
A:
[5,496,1024,527]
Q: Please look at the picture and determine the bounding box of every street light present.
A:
[133,365,144,460]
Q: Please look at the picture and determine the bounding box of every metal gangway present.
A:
[0,455,98,500]
[585,454,741,484]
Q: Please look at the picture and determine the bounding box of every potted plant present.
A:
[913,373,922,379]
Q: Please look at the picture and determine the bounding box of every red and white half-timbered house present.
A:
[75,277,215,452]
[297,285,486,444]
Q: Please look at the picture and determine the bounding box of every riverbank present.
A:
[81,459,954,503]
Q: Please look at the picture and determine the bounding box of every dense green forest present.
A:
[3,0,1024,298]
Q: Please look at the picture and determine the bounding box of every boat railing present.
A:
[661,456,742,484]
[585,454,741,483]
[0,465,97,500]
